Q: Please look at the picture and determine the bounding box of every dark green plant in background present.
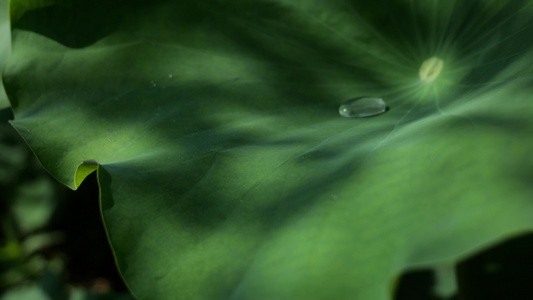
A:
[2,0,533,299]
[0,110,135,300]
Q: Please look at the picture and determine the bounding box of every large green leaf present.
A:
[4,0,533,299]
[0,0,11,109]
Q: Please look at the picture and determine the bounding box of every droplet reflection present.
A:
[338,97,387,118]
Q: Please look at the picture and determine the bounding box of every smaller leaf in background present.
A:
[10,178,58,235]
[0,285,51,300]
[433,264,457,298]
[0,241,20,263]
[0,111,27,185]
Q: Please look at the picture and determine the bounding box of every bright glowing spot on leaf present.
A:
[419,56,444,83]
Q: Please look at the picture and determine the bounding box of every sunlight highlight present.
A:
[419,56,444,83]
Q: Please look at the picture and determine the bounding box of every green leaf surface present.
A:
[4,0,533,299]
[0,0,11,109]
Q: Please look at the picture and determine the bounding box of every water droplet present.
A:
[419,56,444,83]
[168,74,173,79]
[338,97,387,118]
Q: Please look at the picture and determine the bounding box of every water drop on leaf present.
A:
[338,97,387,118]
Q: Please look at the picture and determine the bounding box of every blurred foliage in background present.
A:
[0,108,133,300]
